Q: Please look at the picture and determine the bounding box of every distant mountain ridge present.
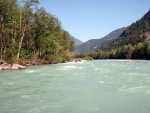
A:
[77,27,126,52]
[77,39,102,52]
[97,9,150,51]
[72,37,83,46]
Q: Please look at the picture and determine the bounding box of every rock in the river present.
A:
[11,64,25,70]
[0,60,11,70]
[0,64,25,71]
[0,59,6,65]
[2,65,11,70]
[0,60,25,70]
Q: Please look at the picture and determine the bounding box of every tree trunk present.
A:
[0,13,4,59]
[16,10,24,63]
[16,28,25,63]
[0,33,2,59]
[20,10,22,33]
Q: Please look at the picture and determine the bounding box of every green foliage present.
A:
[0,0,75,64]
[76,41,150,60]
[84,56,93,61]
[132,41,150,59]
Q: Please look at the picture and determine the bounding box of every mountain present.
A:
[77,39,102,52]
[72,37,83,46]
[97,9,150,51]
[77,27,126,52]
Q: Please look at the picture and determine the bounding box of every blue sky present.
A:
[39,0,150,42]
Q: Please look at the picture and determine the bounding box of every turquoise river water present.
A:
[0,60,150,113]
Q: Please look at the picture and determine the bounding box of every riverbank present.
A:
[0,58,86,71]
[0,58,78,71]
[0,59,51,71]
[0,64,25,71]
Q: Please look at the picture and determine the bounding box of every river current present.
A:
[0,60,150,113]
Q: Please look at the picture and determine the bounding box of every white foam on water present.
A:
[21,95,31,99]
[64,60,86,64]
[40,106,48,109]
[145,88,150,94]
[119,86,147,94]
[58,65,83,70]
[51,105,64,108]
[25,70,36,73]
[122,85,126,88]
[95,68,100,71]
[8,82,14,85]
[64,62,76,64]
[98,81,104,84]
[114,60,136,62]
[89,107,100,111]
[95,68,109,73]
[28,108,40,113]
[128,72,139,76]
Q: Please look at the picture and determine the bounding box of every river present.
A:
[0,60,150,113]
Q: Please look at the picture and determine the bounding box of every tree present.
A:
[132,43,143,59]
[124,44,134,59]
[0,0,18,61]
[0,0,8,59]
[16,0,39,63]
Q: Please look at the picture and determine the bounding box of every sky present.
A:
[39,0,150,42]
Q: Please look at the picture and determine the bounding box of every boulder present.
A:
[0,59,6,65]
[0,63,25,70]
[0,59,9,70]
[11,64,25,70]
[2,66,11,70]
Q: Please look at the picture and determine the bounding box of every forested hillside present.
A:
[76,10,150,60]
[0,0,75,64]
[97,10,150,51]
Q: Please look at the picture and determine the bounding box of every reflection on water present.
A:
[0,60,150,113]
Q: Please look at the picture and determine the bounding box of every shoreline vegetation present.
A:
[75,40,150,60]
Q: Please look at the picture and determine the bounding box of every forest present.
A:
[76,40,150,60]
[0,0,75,64]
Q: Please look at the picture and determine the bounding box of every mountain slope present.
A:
[97,9,150,51]
[77,27,126,52]
[77,39,102,52]
[72,37,83,46]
